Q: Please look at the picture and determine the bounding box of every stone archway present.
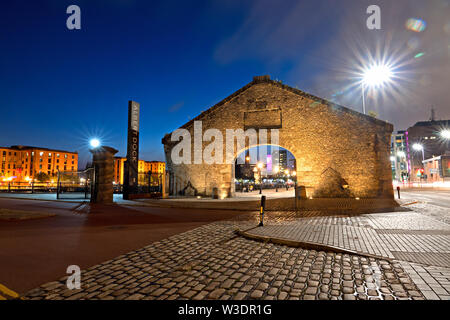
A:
[233,144,298,194]
[162,75,394,200]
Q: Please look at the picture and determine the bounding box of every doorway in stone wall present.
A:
[234,145,297,196]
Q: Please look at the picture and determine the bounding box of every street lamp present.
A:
[90,138,101,149]
[441,129,450,140]
[255,162,264,194]
[361,63,393,114]
[412,143,425,161]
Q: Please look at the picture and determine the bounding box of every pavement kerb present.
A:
[235,228,393,262]
[401,201,419,206]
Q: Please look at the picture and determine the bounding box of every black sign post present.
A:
[123,100,140,200]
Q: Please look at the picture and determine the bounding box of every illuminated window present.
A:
[39,152,44,156]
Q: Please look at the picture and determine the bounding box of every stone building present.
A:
[162,75,394,199]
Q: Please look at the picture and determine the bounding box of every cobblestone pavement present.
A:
[20,204,449,300]
[24,219,425,300]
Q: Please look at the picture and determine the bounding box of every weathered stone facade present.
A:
[162,76,394,199]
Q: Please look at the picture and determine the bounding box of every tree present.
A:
[35,172,50,182]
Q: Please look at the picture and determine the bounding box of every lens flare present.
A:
[406,18,427,33]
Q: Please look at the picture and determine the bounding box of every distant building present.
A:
[278,150,287,171]
[0,145,78,182]
[406,119,450,181]
[113,157,165,184]
[390,131,409,182]
[422,152,450,183]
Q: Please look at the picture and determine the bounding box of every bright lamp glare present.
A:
[363,64,393,87]
[412,143,423,151]
[441,130,450,140]
[90,138,101,148]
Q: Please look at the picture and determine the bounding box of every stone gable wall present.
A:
[163,79,394,199]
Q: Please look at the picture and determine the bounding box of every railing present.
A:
[114,172,164,196]
[0,181,57,193]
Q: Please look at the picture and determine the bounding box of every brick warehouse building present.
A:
[0,145,78,182]
[113,157,165,185]
[162,76,394,199]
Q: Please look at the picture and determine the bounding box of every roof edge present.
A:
[162,76,393,144]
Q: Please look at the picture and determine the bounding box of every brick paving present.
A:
[399,262,450,300]
[20,203,450,300]
[247,210,450,267]
[24,220,424,300]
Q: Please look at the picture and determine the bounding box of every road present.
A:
[399,189,450,209]
[0,198,250,295]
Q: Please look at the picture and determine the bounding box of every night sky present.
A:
[1,0,449,166]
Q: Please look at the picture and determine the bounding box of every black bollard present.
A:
[259,195,266,226]
[397,186,401,199]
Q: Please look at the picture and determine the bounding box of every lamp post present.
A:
[412,143,425,162]
[361,63,393,114]
[273,166,279,192]
[412,143,425,182]
[257,162,264,194]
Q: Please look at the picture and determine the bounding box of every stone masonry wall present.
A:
[163,76,394,199]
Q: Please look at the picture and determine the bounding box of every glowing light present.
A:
[390,156,396,162]
[441,130,450,139]
[397,151,406,158]
[412,143,423,151]
[273,166,279,174]
[405,18,427,33]
[90,138,101,148]
[363,63,393,87]
[292,171,297,176]
[257,162,263,169]
[414,52,425,59]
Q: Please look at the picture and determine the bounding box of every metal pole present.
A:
[259,195,266,227]
[56,170,60,199]
[259,169,262,194]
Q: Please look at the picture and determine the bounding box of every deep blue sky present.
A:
[1,1,449,166]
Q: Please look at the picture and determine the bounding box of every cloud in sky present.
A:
[213,0,450,130]
[169,101,185,113]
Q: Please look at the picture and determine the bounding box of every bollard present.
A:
[259,195,266,227]
[397,186,401,199]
